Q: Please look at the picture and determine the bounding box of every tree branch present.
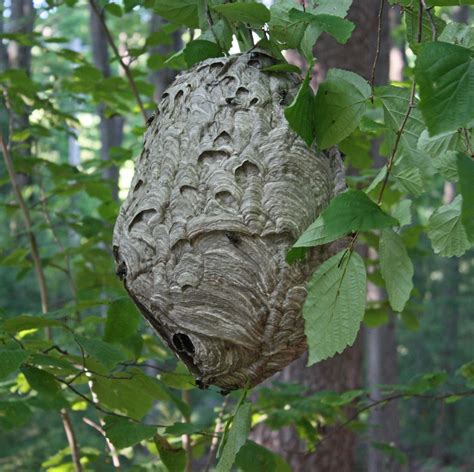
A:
[0,135,83,472]
[88,0,148,123]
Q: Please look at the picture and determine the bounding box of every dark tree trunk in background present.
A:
[89,1,124,201]
[6,0,34,148]
[0,0,8,72]
[254,2,394,471]
[149,14,182,101]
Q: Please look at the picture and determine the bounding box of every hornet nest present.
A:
[113,50,346,392]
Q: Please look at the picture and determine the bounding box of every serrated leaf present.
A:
[154,0,199,28]
[304,250,367,364]
[415,42,474,135]
[104,416,156,449]
[216,402,252,472]
[104,297,141,344]
[294,190,398,248]
[212,2,270,25]
[284,68,315,146]
[456,153,474,241]
[379,229,414,312]
[0,349,29,379]
[427,195,471,257]
[314,69,371,149]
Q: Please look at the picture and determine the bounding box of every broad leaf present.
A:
[391,199,412,227]
[284,68,315,146]
[427,195,471,257]
[104,297,141,344]
[314,69,371,149]
[235,440,291,472]
[0,349,29,379]
[289,10,354,44]
[212,2,270,25]
[2,315,64,333]
[304,250,367,364]
[379,229,414,312]
[439,21,474,49]
[104,416,156,449]
[216,402,252,472]
[183,40,223,67]
[294,190,398,248]
[155,434,187,472]
[75,335,128,370]
[415,42,474,135]
[154,0,200,28]
[456,153,474,241]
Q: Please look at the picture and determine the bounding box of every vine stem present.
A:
[89,0,148,122]
[0,136,82,472]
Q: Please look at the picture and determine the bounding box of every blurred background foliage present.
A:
[0,1,473,471]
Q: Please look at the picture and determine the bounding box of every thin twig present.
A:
[376,79,417,204]
[89,0,148,122]
[182,390,193,472]
[461,128,473,157]
[370,0,385,95]
[0,135,83,472]
[311,389,474,450]
[421,0,437,41]
[83,418,121,468]
[204,397,228,472]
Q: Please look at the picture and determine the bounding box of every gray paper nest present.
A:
[113,50,345,392]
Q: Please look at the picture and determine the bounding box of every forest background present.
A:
[0,0,473,471]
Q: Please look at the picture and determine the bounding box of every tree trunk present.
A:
[149,15,182,101]
[254,2,392,470]
[89,0,124,201]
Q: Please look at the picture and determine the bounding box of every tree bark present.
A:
[254,2,393,470]
[89,0,124,201]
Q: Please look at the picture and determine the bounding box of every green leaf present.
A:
[21,366,67,408]
[439,21,474,49]
[294,190,398,248]
[379,229,414,312]
[155,435,187,472]
[0,401,31,430]
[426,0,474,5]
[1,315,65,333]
[0,349,29,379]
[104,416,156,449]
[363,308,389,328]
[161,362,195,390]
[235,441,291,472]
[391,199,412,227]
[91,370,178,421]
[104,3,123,17]
[216,402,252,472]
[183,40,223,67]
[415,42,474,135]
[164,422,203,436]
[262,63,301,74]
[154,0,199,28]
[314,69,371,149]
[304,250,367,364]
[372,442,407,465]
[288,10,354,44]
[75,335,128,370]
[212,2,270,25]
[284,68,315,146]
[432,151,459,182]
[456,153,474,241]
[427,195,471,257]
[104,298,141,344]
